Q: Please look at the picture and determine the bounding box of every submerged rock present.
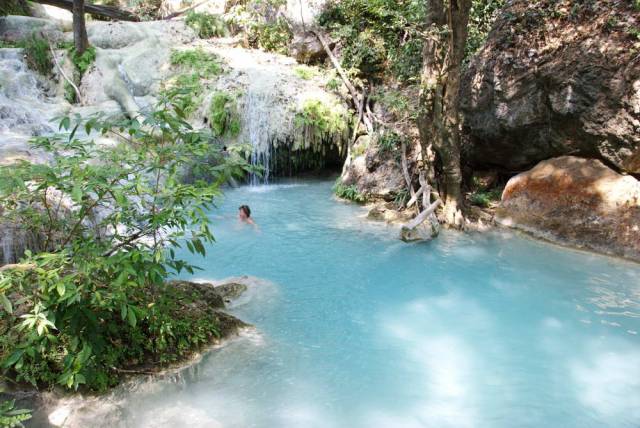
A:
[460,0,640,174]
[496,156,640,261]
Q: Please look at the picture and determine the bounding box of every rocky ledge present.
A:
[496,156,640,261]
[3,277,256,428]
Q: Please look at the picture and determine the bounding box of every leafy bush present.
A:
[0,0,29,16]
[319,0,426,82]
[170,49,222,76]
[185,11,229,38]
[466,0,505,60]
[165,49,224,116]
[468,188,502,208]
[69,45,96,76]
[0,96,250,391]
[333,180,367,203]
[294,99,349,142]
[377,131,404,153]
[294,65,319,80]
[0,394,31,428]
[254,17,292,54]
[23,34,52,76]
[208,91,241,138]
[225,1,292,54]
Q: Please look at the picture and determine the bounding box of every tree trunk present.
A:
[417,0,471,228]
[72,0,89,55]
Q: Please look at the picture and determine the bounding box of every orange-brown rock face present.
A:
[496,156,640,261]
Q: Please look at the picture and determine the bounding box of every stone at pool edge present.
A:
[166,280,248,308]
[496,156,640,262]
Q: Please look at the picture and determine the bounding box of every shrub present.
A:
[0,95,250,391]
[0,393,31,428]
[170,48,222,77]
[23,34,52,76]
[208,91,241,138]
[185,11,229,38]
[0,0,29,16]
[254,17,292,54]
[333,180,367,203]
[69,45,96,76]
[165,49,224,116]
[468,188,502,208]
[294,99,349,143]
[294,65,319,80]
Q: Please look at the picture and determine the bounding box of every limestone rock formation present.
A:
[341,135,407,201]
[460,0,640,174]
[496,156,640,261]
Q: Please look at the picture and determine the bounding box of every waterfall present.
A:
[0,48,63,162]
[243,88,289,185]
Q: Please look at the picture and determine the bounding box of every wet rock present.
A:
[214,282,248,303]
[167,280,226,308]
[290,31,326,64]
[367,204,413,224]
[496,156,640,261]
[460,0,640,174]
[0,16,65,43]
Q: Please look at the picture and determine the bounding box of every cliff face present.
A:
[460,0,640,174]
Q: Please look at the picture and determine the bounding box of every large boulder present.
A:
[341,135,407,201]
[460,0,640,174]
[496,156,640,261]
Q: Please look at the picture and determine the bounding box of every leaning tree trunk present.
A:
[72,0,89,55]
[417,0,471,228]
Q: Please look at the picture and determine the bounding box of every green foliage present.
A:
[165,49,223,117]
[393,188,410,209]
[294,65,319,80]
[225,0,292,54]
[64,81,77,104]
[294,99,348,142]
[466,0,505,60]
[468,188,502,208]
[0,0,29,16]
[319,0,426,82]
[22,34,52,76]
[208,92,241,138]
[254,17,292,54]
[185,11,229,38]
[0,95,250,391]
[69,45,96,76]
[0,395,31,428]
[377,131,404,153]
[170,49,222,76]
[333,180,367,203]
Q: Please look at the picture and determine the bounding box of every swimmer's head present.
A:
[238,205,251,220]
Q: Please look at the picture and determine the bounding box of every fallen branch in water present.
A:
[400,199,442,238]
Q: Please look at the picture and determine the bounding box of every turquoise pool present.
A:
[114,179,639,428]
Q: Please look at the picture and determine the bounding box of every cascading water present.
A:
[244,87,284,185]
[0,48,64,162]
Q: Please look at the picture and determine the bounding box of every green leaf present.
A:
[71,185,83,202]
[56,282,65,296]
[127,306,137,327]
[2,350,24,368]
[0,294,12,314]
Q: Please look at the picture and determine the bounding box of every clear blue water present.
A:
[116,179,640,428]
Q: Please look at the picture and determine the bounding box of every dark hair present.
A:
[239,205,251,217]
